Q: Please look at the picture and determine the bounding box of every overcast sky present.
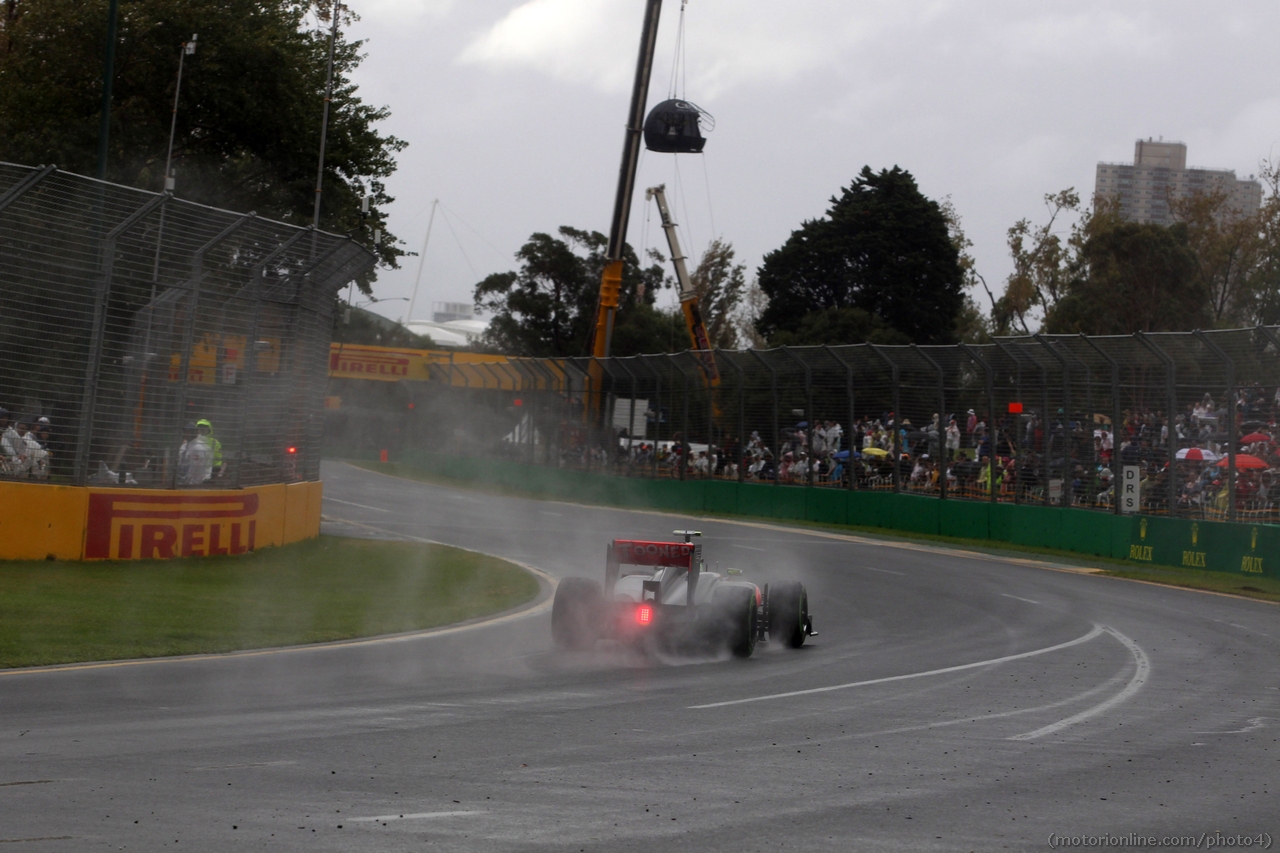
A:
[339,0,1280,327]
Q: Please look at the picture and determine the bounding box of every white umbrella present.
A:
[1176,447,1219,461]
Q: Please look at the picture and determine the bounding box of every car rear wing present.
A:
[606,538,702,603]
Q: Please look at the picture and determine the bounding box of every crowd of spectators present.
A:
[0,407,52,481]
[604,382,1280,520]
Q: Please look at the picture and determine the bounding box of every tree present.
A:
[999,189,1082,334]
[474,227,671,358]
[687,239,746,349]
[755,166,964,346]
[1170,188,1259,327]
[1044,220,1208,335]
[0,0,404,291]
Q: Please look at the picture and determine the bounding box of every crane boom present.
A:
[591,0,665,361]
[647,185,720,385]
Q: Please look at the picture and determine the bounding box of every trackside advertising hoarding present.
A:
[0,481,322,561]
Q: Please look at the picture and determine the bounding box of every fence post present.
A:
[1081,334,1123,515]
[780,347,814,487]
[912,344,947,500]
[1195,330,1236,523]
[1135,332,1179,518]
[959,344,998,504]
[1034,335,1071,506]
[993,340,1038,504]
[749,350,779,487]
[719,351,746,483]
[612,357,638,475]
[74,191,172,485]
[870,346,902,494]
[823,345,857,492]
[666,355,695,481]
[0,164,56,215]
[637,357,663,479]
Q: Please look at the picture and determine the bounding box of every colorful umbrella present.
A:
[1176,447,1219,461]
[1240,432,1271,443]
[1217,454,1269,470]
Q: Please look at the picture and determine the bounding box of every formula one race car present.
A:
[551,531,815,658]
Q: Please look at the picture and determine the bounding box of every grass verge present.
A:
[0,535,540,668]
[346,459,1279,605]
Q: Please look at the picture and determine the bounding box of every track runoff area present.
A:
[0,462,1274,851]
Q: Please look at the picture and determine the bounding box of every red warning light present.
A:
[1008,402,1024,414]
[513,398,523,407]
[636,603,653,625]
[286,446,297,454]
[407,402,415,410]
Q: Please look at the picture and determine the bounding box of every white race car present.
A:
[552,531,815,658]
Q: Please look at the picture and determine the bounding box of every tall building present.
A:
[1093,139,1262,225]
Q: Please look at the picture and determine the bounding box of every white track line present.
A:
[349,810,484,823]
[1008,626,1150,740]
[863,566,905,576]
[1001,593,1040,605]
[689,625,1105,709]
[322,496,390,512]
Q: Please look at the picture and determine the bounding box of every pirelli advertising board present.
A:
[0,481,321,562]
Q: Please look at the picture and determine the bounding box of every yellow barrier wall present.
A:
[0,480,324,561]
[0,481,92,560]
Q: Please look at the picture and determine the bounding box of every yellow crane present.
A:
[588,0,717,386]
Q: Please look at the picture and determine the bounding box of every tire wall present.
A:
[388,451,1277,581]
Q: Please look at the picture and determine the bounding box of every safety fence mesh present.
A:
[0,163,375,488]
[347,328,1280,525]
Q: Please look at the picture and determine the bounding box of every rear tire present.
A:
[551,577,604,650]
[713,586,757,658]
[768,580,808,648]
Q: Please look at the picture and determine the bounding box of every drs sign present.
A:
[1121,465,1141,514]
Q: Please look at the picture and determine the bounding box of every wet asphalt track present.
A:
[1,461,1277,851]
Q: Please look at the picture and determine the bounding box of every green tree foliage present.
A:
[998,189,1081,335]
[687,238,746,349]
[474,227,671,358]
[0,0,404,290]
[334,305,433,349]
[1044,217,1208,334]
[755,166,965,346]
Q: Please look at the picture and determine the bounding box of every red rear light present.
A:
[636,603,654,625]
[286,446,297,454]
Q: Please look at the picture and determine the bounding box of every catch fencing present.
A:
[0,163,375,488]
[396,329,1280,526]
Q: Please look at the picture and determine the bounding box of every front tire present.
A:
[768,580,808,648]
[551,577,604,650]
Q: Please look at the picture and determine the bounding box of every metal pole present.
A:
[638,357,663,479]
[312,0,340,231]
[1081,334,1123,515]
[224,225,317,484]
[960,344,998,504]
[1135,332,1179,519]
[719,351,746,484]
[992,340,1030,504]
[749,350,779,487]
[870,345,902,494]
[824,345,858,491]
[0,165,56,214]
[1195,330,1236,522]
[405,200,438,324]
[1035,335,1071,506]
[668,355,694,481]
[613,358,639,474]
[96,0,120,179]
[75,192,171,485]
[913,345,947,500]
[780,347,814,487]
